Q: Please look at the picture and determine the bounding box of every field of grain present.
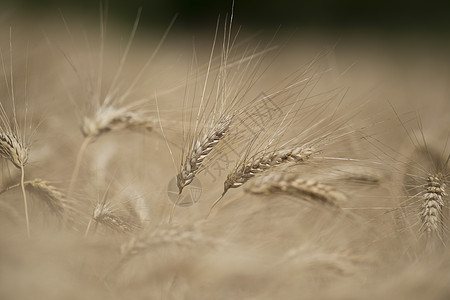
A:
[0,7,449,300]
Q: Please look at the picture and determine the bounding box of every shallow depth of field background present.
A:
[1,1,450,299]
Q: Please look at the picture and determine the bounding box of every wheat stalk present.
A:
[245,172,345,209]
[0,30,32,237]
[0,132,30,237]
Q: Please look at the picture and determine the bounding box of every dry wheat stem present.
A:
[245,172,345,209]
[169,194,181,224]
[0,131,30,237]
[67,135,92,199]
[420,174,447,245]
[20,165,30,237]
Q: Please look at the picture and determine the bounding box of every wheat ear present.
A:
[85,200,140,237]
[26,179,71,218]
[421,174,447,246]
[119,222,213,263]
[208,146,315,216]
[0,132,30,237]
[0,178,77,223]
[0,132,28,168]
[103,222,214,281]
[224,146,315,194]
[81,106,155,138]
[177,115,233,194]
[245,172,345,209]
[68,107,156,198]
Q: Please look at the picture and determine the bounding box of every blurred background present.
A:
[1,0,448,126]
[2,0,450,35]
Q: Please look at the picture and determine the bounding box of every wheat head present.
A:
[177,114,233,193]
[81,105,155,139]
[0,132,28,169]
[245,172,345,208]
[224,146,315,195]
[421,174,447,240]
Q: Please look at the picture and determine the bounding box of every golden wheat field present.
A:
[0,4,450,300]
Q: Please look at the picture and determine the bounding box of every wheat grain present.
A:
[245,172,345,208]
